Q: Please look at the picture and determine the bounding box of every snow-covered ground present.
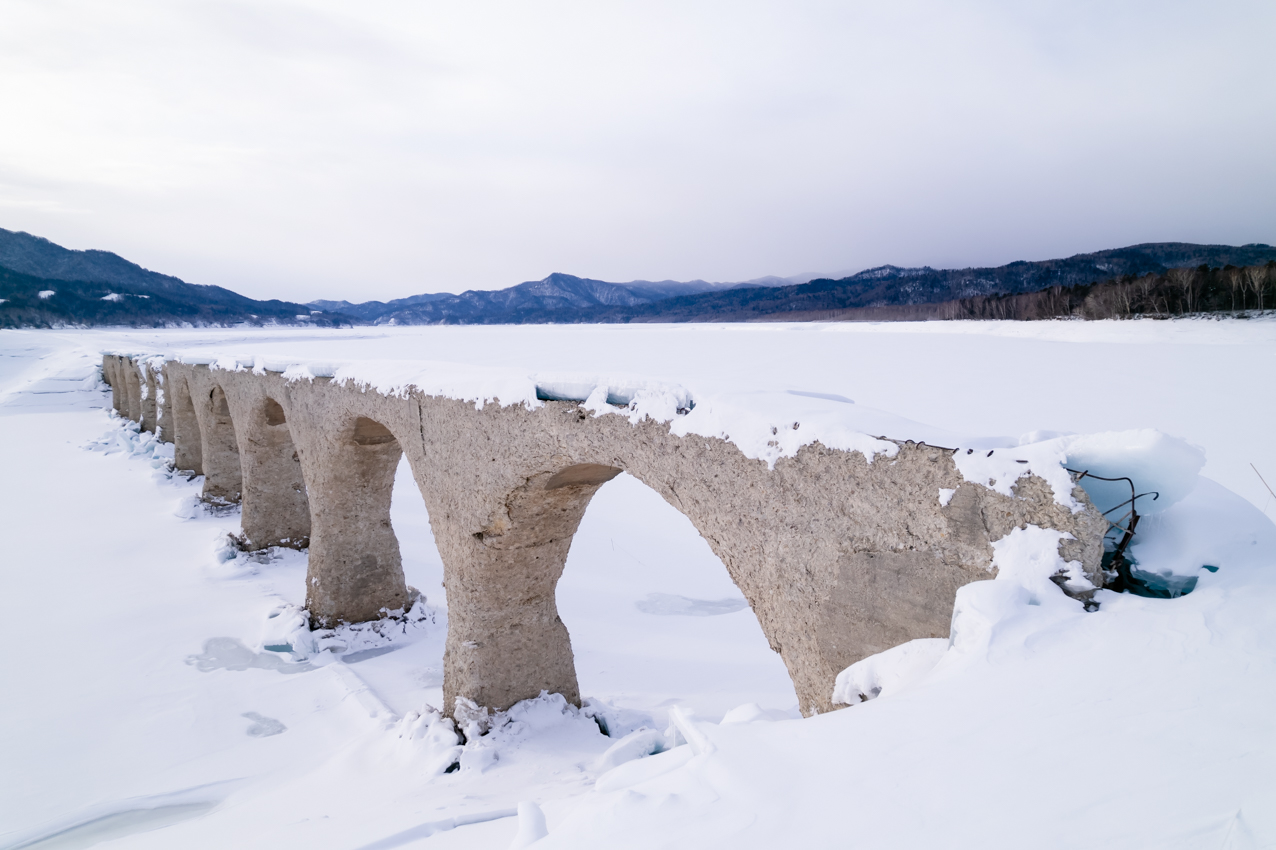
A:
[1,319,1274,849]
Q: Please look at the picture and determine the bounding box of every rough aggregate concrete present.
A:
[123,358,142,423]
[154,362,172,443]
[103,356,124,413]
[116,356,1107,717]
[212,372,311,550]
[183,367,242,504]
[139,364,158,434]
[167,369,204,475]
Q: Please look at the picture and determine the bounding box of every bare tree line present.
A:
[773,262,1276,323]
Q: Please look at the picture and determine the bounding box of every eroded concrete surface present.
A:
[104,356,1106,716]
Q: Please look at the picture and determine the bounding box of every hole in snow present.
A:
[1104,551,1213,599]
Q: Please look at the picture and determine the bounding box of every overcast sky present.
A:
[1,1,1273,302]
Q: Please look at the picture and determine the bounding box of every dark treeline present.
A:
[785,262,1276,323]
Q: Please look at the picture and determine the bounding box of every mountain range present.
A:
[308,275,768,324]
[0,228,346,329]
[2,226,1273,328]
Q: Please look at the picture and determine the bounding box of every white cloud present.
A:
[0,0,1272,301]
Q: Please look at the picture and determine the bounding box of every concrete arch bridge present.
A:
[101,353,1105,716]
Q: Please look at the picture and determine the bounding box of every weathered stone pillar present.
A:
[155,363,173,443]
[139,363,158,434]
[167,369,204,476]
[184,368,242,503]
[102,356,123,413]
[215,375,311,550]
[285,380,412,627]
[438,463,622,712]
[123,359,143,422]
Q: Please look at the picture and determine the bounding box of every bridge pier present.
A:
[214,378,310,550]
[103,356,123,414]
[282,378,416,627]
[154,363,172,443]
[123,360,143,423]
[167,370,204,475]
[437,464,624,711]
[184,368,242,504]
[138,363,158,434]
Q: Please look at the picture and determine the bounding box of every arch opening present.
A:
[556,471,798,720]
[442,462,797,718]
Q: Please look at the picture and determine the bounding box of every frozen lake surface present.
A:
[1,319,1274,849]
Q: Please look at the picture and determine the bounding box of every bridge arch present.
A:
[556,470,798,714]
[236,395,310,550]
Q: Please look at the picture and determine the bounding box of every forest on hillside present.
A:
[780,263,1276,323]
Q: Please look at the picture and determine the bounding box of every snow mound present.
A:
[832,638,949,705]
[1060,429,1205,515]
[256,594,435,663]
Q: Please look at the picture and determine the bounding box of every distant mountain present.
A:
[513,243,1276,324]
[318,273,766,324]
[304,243,1276,326]
[5,228,1272,329]
[0,228,350,328]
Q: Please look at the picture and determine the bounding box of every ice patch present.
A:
[83,418,176,474]
[260,595,435,661]
[400,692,618,781]
[186,637,314,674]
[581,698,660,739]
[7,800,220,850]
[595,728,668,772]
[634,592,749,616]
[594,744,696,793]
[241,711,286,737]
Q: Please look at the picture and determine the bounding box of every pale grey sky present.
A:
[1,0,1273,302]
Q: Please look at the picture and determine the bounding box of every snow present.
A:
[2,318,1275,849]
[102,293,123,301]
[37,289,55,298]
